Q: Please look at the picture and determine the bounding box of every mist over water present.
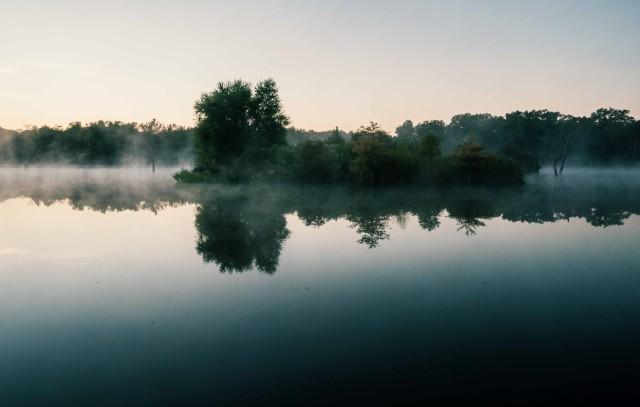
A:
[1,167,640,405]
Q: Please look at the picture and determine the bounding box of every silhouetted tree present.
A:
[420,132,441,158]
[193,80,253,171]
[395,120,415,141]
[190,79,289,180]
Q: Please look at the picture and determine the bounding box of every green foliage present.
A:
[587,108,636,164]
[173,168,215,183]
[193,80,253,169]
[327,127,345,144]
[192,79,289,176]
[420,132,442,159]
[250,79,290,148]
[293,141,340,183]
[350,123,416,185]
[9,76,635,187]
[451,138,524,185]
[415,120,446,139]
[286,126,347,145]
[502,145,541,173]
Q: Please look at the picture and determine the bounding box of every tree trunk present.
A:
[559,133,573,175]
[553,156,558,177]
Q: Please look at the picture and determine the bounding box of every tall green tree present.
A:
[192,79,289,173]
[250,78,290,149]
[193,80,253,171]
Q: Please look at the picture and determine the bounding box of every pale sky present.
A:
[1,0,638,132]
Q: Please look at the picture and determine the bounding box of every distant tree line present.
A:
[2,79,638,182]
[0,120,192,166]
[176,79,639,186]
[176,79,531,186]
[290,108,640,175]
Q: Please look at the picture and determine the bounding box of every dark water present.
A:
[1,167,639,405]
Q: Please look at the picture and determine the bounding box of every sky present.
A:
[1,0,639,132]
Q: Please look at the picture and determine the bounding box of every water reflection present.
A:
[1,168,639,273]
[195,195,289,274]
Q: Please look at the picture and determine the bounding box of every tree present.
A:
[588,108,635,164]
[192,79,289,174]
[327,127,345,144]
[140,119,163,172]
[452,138,523,185]
[633,120,640,162]
[294,140,338,183]
[446,113,502,151]
[420,131,441,158]
[193,80,253,171]
[250,78,290,150]
[503,110,559,163]
[415,120,445,139]
[350,122,415,185]
[395,120,415,141]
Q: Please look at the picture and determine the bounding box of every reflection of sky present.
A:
[1,1,638,131]
[1,196,638,319]
[1,195,640,404]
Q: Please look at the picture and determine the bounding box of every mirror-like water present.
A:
[1,167,639,405]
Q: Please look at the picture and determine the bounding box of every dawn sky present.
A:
[1,0,638,132]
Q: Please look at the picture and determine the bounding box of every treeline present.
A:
[286,127,349,145]
[0,120,192,166]
[177,79,639,186]
[2,79,638,179]
[176,79,525,186]
[290,108,640,173]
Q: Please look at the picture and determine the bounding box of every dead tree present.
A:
[554,132,573,177]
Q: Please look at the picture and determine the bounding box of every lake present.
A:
[1,167,639,405]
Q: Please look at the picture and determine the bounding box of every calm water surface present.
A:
[0,167,639,405]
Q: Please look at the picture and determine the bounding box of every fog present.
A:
[2,165,638,212]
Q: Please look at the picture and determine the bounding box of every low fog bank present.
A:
[0,166,191,213]
[1,167,638,273]
[535,166,640,184]
[0,166,639,220]
[0,121,192,167]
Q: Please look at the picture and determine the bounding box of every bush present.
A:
[173,169,215,183]
[292,141,341,183]
[502,145,541,173]
[451,139,524,185]
[350,131,416,186]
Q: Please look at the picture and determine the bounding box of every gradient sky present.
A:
[1,0,639,132]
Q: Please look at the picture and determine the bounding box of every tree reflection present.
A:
[447,197,495,236]
[347,214,391,248]
[195,195,290,274]
[415,208,441,232]
[585,209,631,228]
[2,169,640,274]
